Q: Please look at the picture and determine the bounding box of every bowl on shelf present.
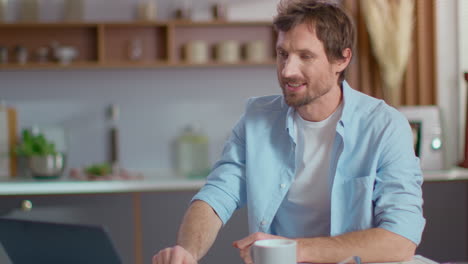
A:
[54,45,78,65]
[28,154,65,179]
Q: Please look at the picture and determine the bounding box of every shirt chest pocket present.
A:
[335,175,375,233]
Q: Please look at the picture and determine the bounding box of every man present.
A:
[153,0,425,263]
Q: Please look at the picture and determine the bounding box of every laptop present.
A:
[0,218,122,264]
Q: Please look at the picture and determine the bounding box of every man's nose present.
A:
[282,56,301,78]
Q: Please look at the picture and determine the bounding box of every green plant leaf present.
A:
[14,129,58,156]
[84,163,112,176]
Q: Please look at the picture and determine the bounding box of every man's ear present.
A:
[336,48,352,72]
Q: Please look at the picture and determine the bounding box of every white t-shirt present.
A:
[272,103,343,238]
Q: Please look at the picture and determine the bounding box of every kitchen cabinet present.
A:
[0,178,205,264]
[0,189,249,264]
[140,191,249,264]
[0,21,276,70]
[0,193,136,264]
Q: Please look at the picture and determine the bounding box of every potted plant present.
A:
[14,129,65,179]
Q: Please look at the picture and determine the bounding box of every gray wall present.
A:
[1,67,277,169]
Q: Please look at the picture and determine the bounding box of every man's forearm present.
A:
[176,200,223,261]
[295,228,416,263]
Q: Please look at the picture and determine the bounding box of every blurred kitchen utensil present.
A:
[55,46,78,64]
[36,46,49,63]
[212,3,226,20]
[15,45,28,64]
[127,39,143,61]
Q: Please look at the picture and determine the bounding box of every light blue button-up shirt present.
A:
[192,81,425,245]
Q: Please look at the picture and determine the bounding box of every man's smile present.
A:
[286,82,307,92]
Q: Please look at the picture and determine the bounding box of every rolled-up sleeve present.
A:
[191,114,248,225]
[373,112,426,245]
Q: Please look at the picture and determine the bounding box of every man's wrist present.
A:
[177,244,199,261]
[294,237,320,263]
[294,238,304,263]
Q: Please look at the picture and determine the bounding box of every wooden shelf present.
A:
[0,22,100,28]
[0,61,100,70]
[0,21,276,70]
[168,60,276,68]
[171,20,274,27]
[0,61,276,70]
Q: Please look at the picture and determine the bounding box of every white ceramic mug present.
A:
[252,239,297,264]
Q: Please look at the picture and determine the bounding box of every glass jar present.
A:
[175,124,210,179]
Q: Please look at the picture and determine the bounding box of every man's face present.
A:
[276,23,344,108]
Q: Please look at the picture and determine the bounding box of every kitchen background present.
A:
[2,67,277,170]
[1,0,468,263]
[0,0,279,171]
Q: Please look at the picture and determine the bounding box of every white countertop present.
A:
[0,178,206,196]
[0,170,205,196]
[1,167,467,196]
[423,166,468,182]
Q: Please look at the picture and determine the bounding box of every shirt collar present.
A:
[340,80,359,127]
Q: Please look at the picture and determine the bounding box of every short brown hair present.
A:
[273,0,355,84]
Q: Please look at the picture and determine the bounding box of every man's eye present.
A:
[277,51,288,58]
[301,54,312,60]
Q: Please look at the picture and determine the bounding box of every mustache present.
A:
[281,77,307,84]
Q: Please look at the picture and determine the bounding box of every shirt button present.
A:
[280,184,286,189]
[261,221,267,226]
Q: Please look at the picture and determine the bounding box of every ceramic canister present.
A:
[216,40,241,64]
[137,1,157,21]
[245,40,268,63]
[64,0,84,21]
[0,0,7,22]
[20,0,39,21]
[184,40,209,64]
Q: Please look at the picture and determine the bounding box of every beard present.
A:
[279,76,313,107]
[283,89,314,107]
[279,74,336,108]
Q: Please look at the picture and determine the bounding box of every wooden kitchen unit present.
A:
[0,21,276,70]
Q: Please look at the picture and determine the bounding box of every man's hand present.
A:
[152,245,197,264]
[233,232,286,264]
[152,201,222,264]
